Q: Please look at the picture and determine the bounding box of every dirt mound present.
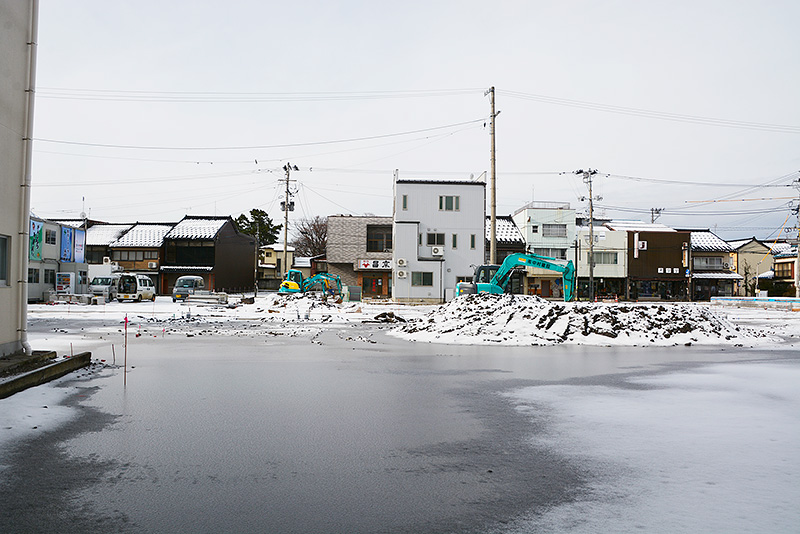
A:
[392,293,768,346]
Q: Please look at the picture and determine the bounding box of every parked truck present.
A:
[456,253,576,302]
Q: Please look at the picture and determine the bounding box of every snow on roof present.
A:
[294,257,312,268]
[485,216,524,245]
[85,224,133,245]
[692,271,744,280]
[770,242,793,255]
[604,220,677,232]
[165,216,228,239]
[261,243,295,252]
[690,231,733,252]
[726,238,754,250]
[111,224,174,248]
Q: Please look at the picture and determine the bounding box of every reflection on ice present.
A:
[505,361,800,533]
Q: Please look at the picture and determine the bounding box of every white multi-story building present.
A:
[575,225,628,299]
[392,179,485,303]
[511,201,576,298]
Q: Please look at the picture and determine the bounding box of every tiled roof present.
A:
[604,220,676,232]
[726,238,752,250]
[485,216,524,245]
[111,224,174,248]
[165,216,229,239]
[771,242,793,255]
[85,224,133,245]
[690,231,733,252]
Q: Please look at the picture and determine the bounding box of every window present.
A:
[28,267,40,283]
[418,233,422,246]
[593,252,618,264]
[44,269,56,284]
[45,229,57,245]
[530,225,539,233]
[145,250,158,259]
[79,271,88,284]
[426,233,445,246]
[542,224,567,238]
[775,262,793,279]
[452,234,458,249]
[693,256,723,270]
[366,225,392,252]
[456,276,473,283]
[411,271,433,286]
[402,194,408,210]
[0,235,8,286]
[438,195,460,211]
[134,251,144,261]
[533,248,567,260]
[470,234,476,249]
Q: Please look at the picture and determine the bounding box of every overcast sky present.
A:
[30,0,800,240]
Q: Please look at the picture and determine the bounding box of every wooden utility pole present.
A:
[576,169,599,301]
[487,87,497,264]
[282,163,298,276]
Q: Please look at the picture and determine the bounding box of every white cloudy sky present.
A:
[30,1,800,240]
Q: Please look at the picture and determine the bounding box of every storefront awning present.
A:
[160,266,214,272]
[692,271,743,280]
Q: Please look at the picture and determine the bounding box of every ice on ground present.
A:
[502,361,800,534]
[391,294,775,346]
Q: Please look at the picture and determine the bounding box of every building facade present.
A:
[27,216,89,301]
[685,230,742,300]
[576,226,628,300]
[108,223,173,293]
[257,243,295,290]
[0,0,37,356]
[393,180,485,303]
[327,215,393,299]
[727,238,773,296]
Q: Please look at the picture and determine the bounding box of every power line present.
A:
[500,89,800,134]
[33,117,488,151]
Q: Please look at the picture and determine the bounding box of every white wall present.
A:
[393,180,485,302]
[0,0,36,356]
[512,206,577,262]
[576,228,628,278]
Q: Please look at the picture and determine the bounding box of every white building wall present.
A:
[576,228,628,278]
[0,0,36,356]
[393,180,485,302]
[511,204,576,263]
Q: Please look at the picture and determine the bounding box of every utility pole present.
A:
[486,86,498,264]
[794,179,800,297]
[650,208,664,224]
[282,163,298,277]
[576,169,599,301]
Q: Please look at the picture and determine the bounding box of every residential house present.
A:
[605,220,691,300]
[511,201,576,298]
[727,237,773,296]
[393,180,485,303]
[771,246,797,296]
[257,243,295,290]
[27,216,89,301]
[84,223,133,264]
[0,0,36,356]
[108,223,173,293]
[161,215,255,294]
[327,215,393,299]
[681,230,742,300]
[575,225,628,300]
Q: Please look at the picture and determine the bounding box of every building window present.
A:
[452,234,458,249]
[144,250,158,259]
[775,262,793,279]
[412,271,433,286]
[542,224,567,238]
[533,248,567,260]
[44,269,56,284]
[693,256,724,270]
[366,225,393,252]
[426,233,445,246]
[456,276,473,283]
[45,229,57,245]
[402,194,408,210]
[593,252,618,264]
[470,234,476,249]
[28,267,40,283]
[530,225,539,233]
[79,271,88,284]
[418,233,422,246]
[438,195,460,211]
[0,235,8,286]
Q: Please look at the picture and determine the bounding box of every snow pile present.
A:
[391,294,771,346]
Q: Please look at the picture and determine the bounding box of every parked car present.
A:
[89,274,120,302]
[117,274,156,302]
[172,275,205,302]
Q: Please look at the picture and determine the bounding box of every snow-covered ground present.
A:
[3,293,799,532]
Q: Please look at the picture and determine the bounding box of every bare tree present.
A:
[291,216,327,257]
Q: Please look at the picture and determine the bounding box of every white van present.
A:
[117,274,156,302]
[89,273,120,302]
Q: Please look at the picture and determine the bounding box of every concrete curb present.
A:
[0,352,92,400]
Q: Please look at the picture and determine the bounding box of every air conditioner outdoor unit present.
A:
[397,270,407,279]
[397,258,407,267]
[148,261,158,269]
[723,263,730,270]
[431,246,444,256]
[103,257,111,264]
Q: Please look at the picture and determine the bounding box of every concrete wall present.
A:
[0,0,36,356]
